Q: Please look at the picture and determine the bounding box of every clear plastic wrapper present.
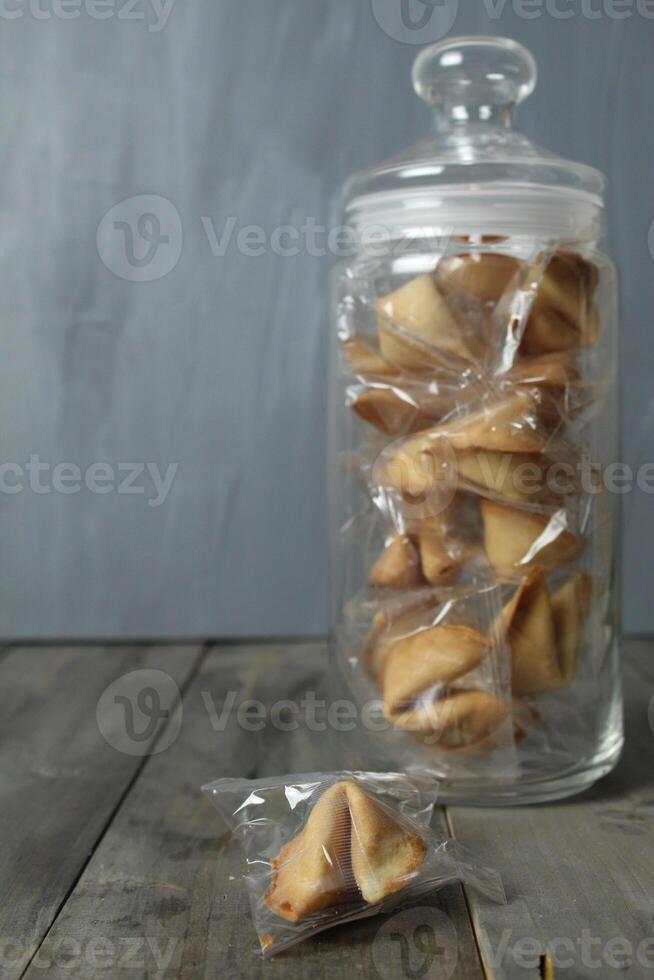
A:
[203,771,505,957]
[331,238,617,795]
[338,583,519,779]
[328,41,620,802]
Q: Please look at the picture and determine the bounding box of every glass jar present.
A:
[329,36,621,804]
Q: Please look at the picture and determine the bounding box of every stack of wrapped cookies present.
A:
[335,244,613,775]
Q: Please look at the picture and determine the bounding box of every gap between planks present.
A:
[0,643,208,980]
[21,639,651,979]
[22,641,485,980]
[22,643,211,979]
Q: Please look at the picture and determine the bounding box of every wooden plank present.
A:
[26,642,484,979]
[0,644,202,980]
[449,639,654,980]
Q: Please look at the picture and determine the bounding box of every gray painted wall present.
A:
[0,0,651,638]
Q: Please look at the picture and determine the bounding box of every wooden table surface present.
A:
[1,639,652,980]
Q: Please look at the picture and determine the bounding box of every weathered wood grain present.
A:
[449,639,654,980]
[0,645,203,980]
[15,640,654,980]
[24,642,484,979]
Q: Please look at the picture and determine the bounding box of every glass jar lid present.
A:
[345,37,606,241]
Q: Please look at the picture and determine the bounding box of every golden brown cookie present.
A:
[376,275,472,370]
[264,781,426,921]
[381,625,487,724]
[480,499,580,573]
[368,535,425,589]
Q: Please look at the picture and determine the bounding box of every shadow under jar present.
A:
[328,36,621,804]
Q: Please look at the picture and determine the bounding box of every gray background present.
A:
[0,0,650,639]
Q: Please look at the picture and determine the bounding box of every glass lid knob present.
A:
[412,36,537,126]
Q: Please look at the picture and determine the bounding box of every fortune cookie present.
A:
[381,625,487,724]
[446,696,540,753]
[456,449,546,503]
[503,352,583,423]
[416,509,463,585]
[501,570,561,696]
[351,387,437,436]
[522,309,581,356]
[362,595,440,679]
[346,782,426,905]
[376,275,472,370]
[522,251,599,355]
[501,570,590,694]
[264,781,353,922]
[395,690,510,749]
[504,351,580,389]
[368,535,424,589]
[551,572,591,684]
[481,499,581,573]
[382,429,455,502]
[435,252,522,304]
[341,336,398,377]
[264,781,426,921]
[431,390,550,454]
[378,625,508,749]
[536,252,599,330]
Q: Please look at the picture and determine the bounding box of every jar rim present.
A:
[345,182,604,243]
